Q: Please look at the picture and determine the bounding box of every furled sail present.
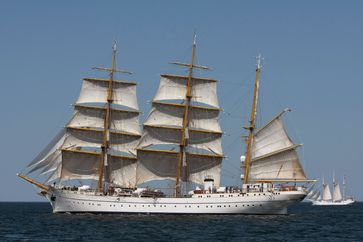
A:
[333,183,343,202]
[136,73,223,186]
[248,110,307,181]
[322,184,332,201]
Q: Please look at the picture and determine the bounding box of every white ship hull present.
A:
[45,189,306,215]
[312,199,355,206]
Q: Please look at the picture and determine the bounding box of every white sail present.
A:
[153,75,220,108]
[62,127,103,149]
[110,110,141,134]
[188,130,223,155]
[186,153,222,187]
[251,113,293,159]
[307,189,317,199]
[109,132,141,155]
[153,75,186,102]
[322,184,332,201]
[76,78,139,110]
[138,125,181,148]
[191,78,219,108]
[333,183,343,202]
[27,129,66,169]
[44,164,61,183]
[249,147,306,180]
[311,191,320,201]
[68,105,105,129]
[145,102,221,133]
[69,105,141,135]
[27,149,61,174]
[137,72,223,186]
[136,149,179,184]
[144,102,183,128]
[249,111,307,181]
[189,106,221,133]
[61,150,100,181]
[108,155,137,187]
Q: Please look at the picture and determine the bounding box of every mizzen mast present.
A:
[171,34,210,197]
[243,54,262,184]
[93,41,132,192]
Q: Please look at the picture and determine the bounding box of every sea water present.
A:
[0,202,362,241]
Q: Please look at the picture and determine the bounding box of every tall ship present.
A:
[18,37,313,214]
[309,175,355,205]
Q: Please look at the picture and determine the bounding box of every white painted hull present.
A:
[45,189,306,215]
[312,199,355,206]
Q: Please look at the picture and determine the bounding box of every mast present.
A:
[243,55,262,184]
[170,34,210,197]
[343,175,346,200]
[94,41,132,192]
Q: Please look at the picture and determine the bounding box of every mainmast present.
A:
[243,54,262,184]
[171,34,210,197]
[93,41,132,192]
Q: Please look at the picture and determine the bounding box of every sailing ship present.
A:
[18,37,313,214]
[310,175,355,205]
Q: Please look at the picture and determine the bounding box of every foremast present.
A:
[93,42,132,192]
[243,55,262,184]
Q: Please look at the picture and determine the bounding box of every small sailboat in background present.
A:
[311,175,355,206]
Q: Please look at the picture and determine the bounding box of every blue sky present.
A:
[1,1,362,201]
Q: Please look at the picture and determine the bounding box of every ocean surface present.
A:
[0,202,362,241]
